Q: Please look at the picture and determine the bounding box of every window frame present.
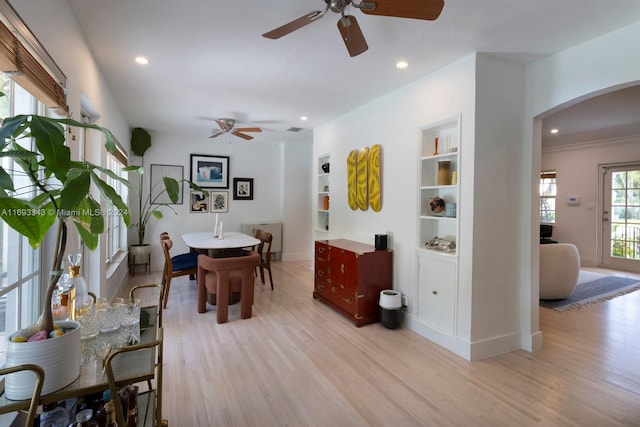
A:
[0,78,47,365]
[540,170,557,224]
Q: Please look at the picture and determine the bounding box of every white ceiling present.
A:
[62,0,640,145]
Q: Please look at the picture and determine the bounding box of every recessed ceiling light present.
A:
[134,56,149,65]
[396,61,408,69]
[300,116,308,121]
[550,128,559,134]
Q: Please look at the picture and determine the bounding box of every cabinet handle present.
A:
[317,270,324,278]
[432,290,438,295]
[331,286,336,293]
[318,246,326,254]
[340,264,344,273]
[343,296,352,303]
[318,285,324,291]
[327,278,332,284]
[317,256,325,263]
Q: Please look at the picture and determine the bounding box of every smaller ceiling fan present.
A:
[262,0,445,57]
[209,118,262,140]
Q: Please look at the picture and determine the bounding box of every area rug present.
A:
[540,275,640,311]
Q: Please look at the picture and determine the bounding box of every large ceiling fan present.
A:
[209,118,262,140]
[262,0,445,57]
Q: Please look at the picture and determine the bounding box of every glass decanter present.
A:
[68,253,90,320]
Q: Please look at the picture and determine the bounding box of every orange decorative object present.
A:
[323,195,329,210]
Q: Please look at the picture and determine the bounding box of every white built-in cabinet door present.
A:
[417,252,457,335]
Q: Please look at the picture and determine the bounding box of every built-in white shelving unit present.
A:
[316,154,330,233]
[416,115,461,337]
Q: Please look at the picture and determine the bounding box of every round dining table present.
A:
[181,231,260,255]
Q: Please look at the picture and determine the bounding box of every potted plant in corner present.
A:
[0,112,132,399]
[126,127,200,272]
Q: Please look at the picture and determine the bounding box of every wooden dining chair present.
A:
[252,228,274,290]
[197,251,261,323]
[160,234,198,309]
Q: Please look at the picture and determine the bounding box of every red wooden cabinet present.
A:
[314,239,393,327]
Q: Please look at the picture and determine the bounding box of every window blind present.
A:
[540,171,556,180]
[0,5,67,113]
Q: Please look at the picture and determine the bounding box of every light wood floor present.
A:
[124,263,640,427]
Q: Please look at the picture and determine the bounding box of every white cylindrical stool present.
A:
[379,290,403,329]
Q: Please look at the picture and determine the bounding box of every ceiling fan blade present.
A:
[232,131,254,140]
[235,127,262,133]
[360,0,444,21]
[337,16,368,57]
[209,130,225,139]
[262,10,324,39]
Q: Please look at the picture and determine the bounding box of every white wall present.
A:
[282,140,313,261]
[469,55,526,357]
[542,136,639,266]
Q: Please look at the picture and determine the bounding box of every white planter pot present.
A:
[4,320,81,400]
[129,244,151,258]
[129,244,152,273]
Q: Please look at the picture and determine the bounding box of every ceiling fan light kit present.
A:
[263,0,445,57]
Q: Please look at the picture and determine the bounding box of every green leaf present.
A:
[90,170,131,226]
[188,181,204,192]
[29,116,70,182]
[70,196,104,235]
[151,210,163,219]
[130,127,151,157]
[60,170,91,210]
[73,220,99,251]
[122,165,142,173]
[45,117,117,154]
[0,148,39,159]
[0,167,14,192]
[92,163,136,190]
[0,197,54,247]
[163,176,180,203]
[0,115,27,141]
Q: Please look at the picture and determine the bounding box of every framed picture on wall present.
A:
[150,164,184,204]
[233,178,253,200]
[190,154,230,189]
[189,191,209,213]
[210,191,229,213]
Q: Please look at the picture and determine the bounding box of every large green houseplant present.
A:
[0,113,131,336]
[127,127,199,247]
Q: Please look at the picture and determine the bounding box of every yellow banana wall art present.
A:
[347,149,358,210]
[346,145,382,212]
[368,144,382,212]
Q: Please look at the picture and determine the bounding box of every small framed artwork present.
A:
[233,178,254,200]
[190,154,230,189]
[210,191,229,213]
[190,191,210,213]
[150,164,183,204]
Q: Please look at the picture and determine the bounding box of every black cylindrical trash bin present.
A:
[379,290,403,329]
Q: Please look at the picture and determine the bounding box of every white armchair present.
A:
[539,243,580,300]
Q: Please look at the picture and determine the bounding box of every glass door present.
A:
[602,164,640,272]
